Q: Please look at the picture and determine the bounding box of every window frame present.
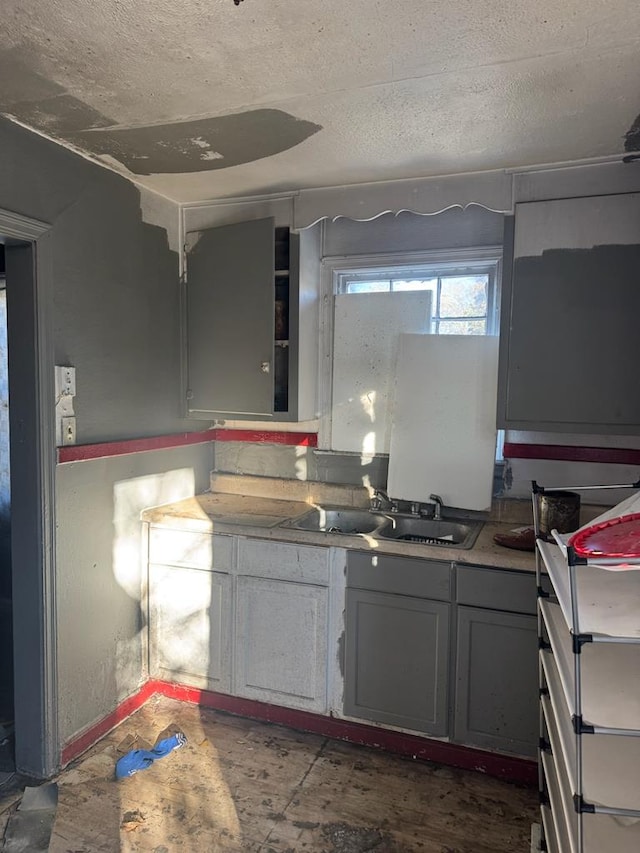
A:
[317,246,503,450]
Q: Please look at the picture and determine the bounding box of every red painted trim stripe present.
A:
[57,429,216,463]
[61,680,157,765]
[150,680,536,786]
[504,442,640,466]
[212,429,317,447]
[60,678,536,784]
[57,428,317,463]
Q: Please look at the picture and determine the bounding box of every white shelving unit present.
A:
[533,480,640,853]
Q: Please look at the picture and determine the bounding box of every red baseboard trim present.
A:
[150,680,537,786]
[57,428,317,464]
[60,678,536,785]
[504,442,640,466]
[61,680,157,765]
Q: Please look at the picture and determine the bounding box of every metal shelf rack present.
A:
[532,479,640,853]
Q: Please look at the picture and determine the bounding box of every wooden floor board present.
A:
[3,695,538,852]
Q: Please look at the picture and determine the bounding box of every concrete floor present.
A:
[1,695,538,851]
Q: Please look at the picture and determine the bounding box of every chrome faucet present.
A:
[429,494,444,520]
[371,489,397,512]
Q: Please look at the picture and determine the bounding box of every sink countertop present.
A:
[142,492,537,572]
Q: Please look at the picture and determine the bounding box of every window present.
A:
[318,247,502,452]
[335,257,499,335]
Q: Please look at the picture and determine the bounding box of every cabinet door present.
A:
[454,606,537,756]
[498,195,640,433]
[235,576,328,712]
[344,590,450,736]
[185,217,275,417]
[149,564,231,692]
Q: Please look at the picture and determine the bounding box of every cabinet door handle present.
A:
[260,361,271,374]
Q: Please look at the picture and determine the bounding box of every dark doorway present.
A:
[0,214,58,779]
[0,243,11,775]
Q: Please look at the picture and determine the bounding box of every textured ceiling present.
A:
[3,0,640,202]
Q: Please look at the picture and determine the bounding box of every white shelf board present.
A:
[537,539,640,638]
[541,649,640,812]
[540,601,640,731]
[541,750,640,853]
[541,805,560,853]
[541,750,577,853]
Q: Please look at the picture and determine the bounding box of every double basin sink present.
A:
[279,506,483,550]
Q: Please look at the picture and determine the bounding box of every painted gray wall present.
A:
[56,445,211,745]
[322,207,504,257]
[214,442,389,489]
[0,117,214,753]
[0,116,203,443]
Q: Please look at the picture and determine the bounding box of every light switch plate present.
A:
[61,416,76,445]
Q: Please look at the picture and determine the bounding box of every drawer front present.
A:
[237,538,330,585]
[456,564,537,614]
[149,527,233,571]
[347,551,451,601]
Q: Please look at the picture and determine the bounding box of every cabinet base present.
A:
[62,678,537,786]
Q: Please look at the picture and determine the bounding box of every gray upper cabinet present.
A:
[184,217,319,421]
[497,193,640,433]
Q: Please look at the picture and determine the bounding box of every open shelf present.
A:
[541,649,640,812]
[537,539,640,638]
[541,804,560,853]
[541,750,577,853]
[536,484,640,853]
[540,600,640,731]
[541,750,640,853]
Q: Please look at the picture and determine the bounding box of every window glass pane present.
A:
[391,278,437,293]
[345,280,390,293]
[439,319,487,335]
[440,275,488,318]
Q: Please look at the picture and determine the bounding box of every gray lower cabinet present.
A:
[234,575,328,713]
[344,588,450,735]
[454,606,538,757]
[149,564,232,692]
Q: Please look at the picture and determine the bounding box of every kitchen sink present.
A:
[375,516,483,549]
[280,507,386,535]
[281,505,484,548]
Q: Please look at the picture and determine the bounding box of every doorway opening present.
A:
[0,212,58,780]
[0,245,11,776]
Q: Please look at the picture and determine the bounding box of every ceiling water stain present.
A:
[0,49,115,133]
[0,50,321,175]
[67,109,323,175]
[8,93,112,134]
